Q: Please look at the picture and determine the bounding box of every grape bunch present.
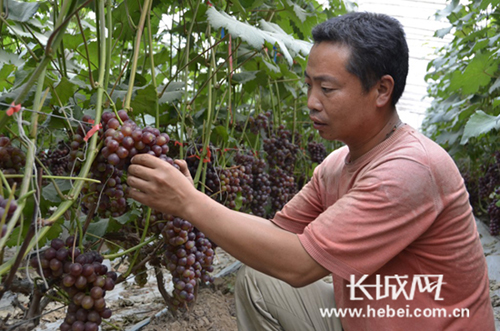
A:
[160,216,215,309]
[487,185,500,236]
[0,136,26,187]
[263,126,299,217]
[216,166,251,210]
[263,125,299,174]
[39,142,71,176]
[487,199,500,236]
[458,167,480,211]
[247,112,272,135]
[307,140,327,164]
[478,151,500,200]
[233,150,271,217]
[82,110,171,218]
[30,237,117,331]
[0,194,17,238]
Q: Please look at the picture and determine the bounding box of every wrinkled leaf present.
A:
[5,0,40,23]
[206,6,312,66]
[41,180,73,203]
[461,110,500,144]
[158,82,185,104]
[86,218,111,238]
[232,71,258,84]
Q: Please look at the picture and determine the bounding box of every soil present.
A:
[141,275,238,331]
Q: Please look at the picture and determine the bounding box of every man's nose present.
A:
[307,89,322,112]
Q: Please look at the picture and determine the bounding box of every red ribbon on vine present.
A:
[83,118,102,142]
[187,146,212,163]
[6,102,21,116]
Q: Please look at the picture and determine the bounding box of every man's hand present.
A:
[174,159,194,186]
[127,154,199,217]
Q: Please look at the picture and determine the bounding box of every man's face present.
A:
[305,42,378,143]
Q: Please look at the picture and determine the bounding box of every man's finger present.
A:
[126,173,151,193]
[127,188,150,206]
[174,159,190,177]
[130,153,162,168]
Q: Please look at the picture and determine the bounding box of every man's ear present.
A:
[376,75,395,108]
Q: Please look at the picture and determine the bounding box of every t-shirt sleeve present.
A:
[271,161,326,234]
[298,158,440,281]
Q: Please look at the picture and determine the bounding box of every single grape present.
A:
[90,286,103,299]
[100,308,112,319]
[81,296,94,310]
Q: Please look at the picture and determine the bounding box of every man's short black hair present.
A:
[312,12,409,106]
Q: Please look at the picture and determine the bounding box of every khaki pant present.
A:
[235,265,343,331]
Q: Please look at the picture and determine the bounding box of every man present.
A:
[127,12,495,331]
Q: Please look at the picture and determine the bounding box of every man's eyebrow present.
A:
[304,71,339,84]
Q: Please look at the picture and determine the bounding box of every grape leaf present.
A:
[5,0,40,23]
[86,218,111,239]
[41,180,73,203]
[461,110,500,144]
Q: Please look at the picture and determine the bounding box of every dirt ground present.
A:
[141,276,237,331]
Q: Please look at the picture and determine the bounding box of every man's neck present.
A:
[347,112,402,163]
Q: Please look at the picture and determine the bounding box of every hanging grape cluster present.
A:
[0,136,26,187]
[30,237,117,331]
[81,110,171,218]
[307,140,327,164]
[475,151,500,235]
[160,215,215,309]
[233,150,271,217]
[39,142,71,176]
[263,125,299,217]
[487,194,500,236]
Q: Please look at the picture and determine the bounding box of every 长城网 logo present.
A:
[347,274,445,301]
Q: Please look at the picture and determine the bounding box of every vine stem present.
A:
[103,236,156,259]
[3,175,101,183]
[0,0,79,132]
[0,0,109,277]
[0,66,46,296]
[118,208,151,282]
[0,65,45,254]
[145,0,159,127]
[123,0,152,111]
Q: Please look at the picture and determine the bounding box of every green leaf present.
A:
[130,84,158,116]
[206,6,311,66]
[213,125,229,143]
[54,77,78,106]
[0,64,16,91]
[232,71,258,84]
[435,0,460,20]
[435,26,452,38]
[5,0,40,23]
[86,218,110,238]
[461,110,500,144]
[110,208,141,225]
[77,41,99,70]
[489,77,500,94]
[448,52,496,95]
[41,180,73,203]
[158,82,185,104]
[238,0,264,10]
[45,219,63,241]
[0,49,24,67]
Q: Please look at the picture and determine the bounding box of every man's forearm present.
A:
[183,191,329,287]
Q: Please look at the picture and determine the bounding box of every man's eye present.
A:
[322,87,333,93]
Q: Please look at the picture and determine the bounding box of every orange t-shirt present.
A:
[272,125,495,331]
